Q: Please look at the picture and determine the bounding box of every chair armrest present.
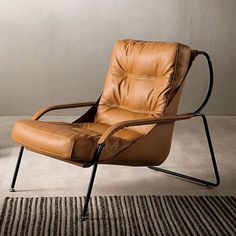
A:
[32,101,96,120]
[98,113,193,144]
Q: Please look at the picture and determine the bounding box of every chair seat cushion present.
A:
[12,119,142,163]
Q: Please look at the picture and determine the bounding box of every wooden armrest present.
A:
[98,113,193,144]
[32,101,96,120]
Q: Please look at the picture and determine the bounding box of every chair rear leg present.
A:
[9,146,24,192]
[148,114,220,187]
[200,113,220,186]
[82,144,104,220]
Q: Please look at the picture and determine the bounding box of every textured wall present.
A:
[0,0,235,115]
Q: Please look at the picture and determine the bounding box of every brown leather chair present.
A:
[10,39,220,219]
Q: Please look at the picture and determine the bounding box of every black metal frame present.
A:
[148,113,220,187]
[148,51,220,187]
[9,50,220,220]
[81,143,104,219]
[9,146,24,192]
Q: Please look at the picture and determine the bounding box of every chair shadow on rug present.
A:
[9,39,220,220]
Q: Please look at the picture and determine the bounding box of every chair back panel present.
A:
[95,40,191,134]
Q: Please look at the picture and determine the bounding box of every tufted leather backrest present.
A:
[95,39,191,134]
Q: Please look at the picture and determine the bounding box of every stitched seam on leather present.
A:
[99,103,162,115]
[109,69,171,80]
[165,44,179,112]
[13,137,70,158]
[127,73,171,80]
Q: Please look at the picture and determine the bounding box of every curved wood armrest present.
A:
[32,101,96,120]
[98,113,193,144]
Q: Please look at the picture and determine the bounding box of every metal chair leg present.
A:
[148,114,220,187]
[82,144,104,220]
[9,146,24,192]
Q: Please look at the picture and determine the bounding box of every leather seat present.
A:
[12,119,142,162]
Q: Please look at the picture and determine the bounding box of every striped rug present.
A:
[0,196,235,235]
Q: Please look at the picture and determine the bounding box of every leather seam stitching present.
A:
[127,73,171,79]
[98,103,162,115]
[109,69,171,80]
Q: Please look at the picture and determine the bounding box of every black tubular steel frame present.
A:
[82,144,104,219]
[148,51,220,187]
[9,50,220,220]
[148,112,220,187]
[9,146,24,192]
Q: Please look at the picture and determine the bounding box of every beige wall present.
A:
[0,0,235,115]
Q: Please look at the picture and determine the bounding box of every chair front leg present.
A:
[82,143,105,220]
[9,146,24,192]
[149,113,220,187]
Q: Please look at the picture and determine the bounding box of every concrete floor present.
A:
[0,116,236,212]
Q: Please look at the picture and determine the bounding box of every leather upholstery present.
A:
[101,83,187,166]
[95,40,191,134]
[12,120,141,162]
[11,39,193,166]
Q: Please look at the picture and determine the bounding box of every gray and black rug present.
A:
[0,196,235,235]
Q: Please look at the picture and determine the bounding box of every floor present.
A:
[0,116,236,212]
